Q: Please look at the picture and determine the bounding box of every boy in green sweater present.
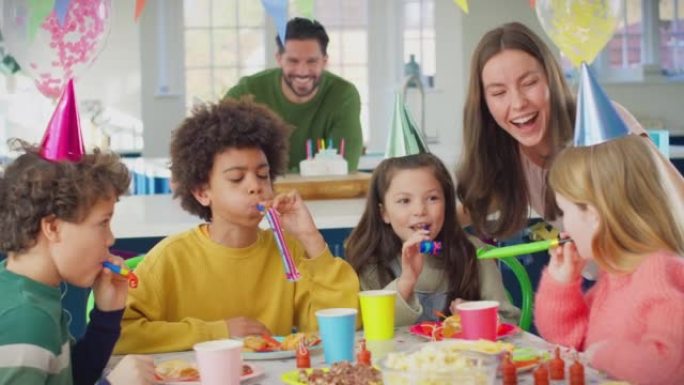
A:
[115,98,360,354]
[225,17,363,172]
[0,142,154,385]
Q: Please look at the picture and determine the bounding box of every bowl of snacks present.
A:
[380,341,499,385]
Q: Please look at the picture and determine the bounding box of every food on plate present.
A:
[382,343,496,385]
[243,332,321,353]
[243,333,283,352]
[155,359,200,382]
[280,332,321,350]
[511,347,549,370]
[444,339,514,355]
[297,362,382,385]
[441,314,461,337]
[155,360,254,382]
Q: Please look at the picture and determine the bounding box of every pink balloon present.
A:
[1,0,111,99]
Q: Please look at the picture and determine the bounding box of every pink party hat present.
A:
[39,79,85,162]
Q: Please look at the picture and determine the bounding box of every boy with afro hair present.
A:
[115,98,359,353]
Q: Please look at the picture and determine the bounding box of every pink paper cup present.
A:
[193,339,243,385]
[456,300,499,341]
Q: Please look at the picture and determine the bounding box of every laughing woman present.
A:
[455,22,683,240]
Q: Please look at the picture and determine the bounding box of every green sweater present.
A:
[0,263,72,385]
[225,68,363,172]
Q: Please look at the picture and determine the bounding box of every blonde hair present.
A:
[549,135,684,273]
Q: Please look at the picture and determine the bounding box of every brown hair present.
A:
[346,153,480,314]
[0,140,130,254]
[170,98,290,221]
[455,22,575,238]
[549,136,684,273]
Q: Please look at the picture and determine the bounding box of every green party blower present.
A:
[476,238,571,260]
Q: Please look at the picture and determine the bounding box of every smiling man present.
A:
[225,18,363,173]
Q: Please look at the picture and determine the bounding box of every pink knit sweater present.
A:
[535,251,684,385]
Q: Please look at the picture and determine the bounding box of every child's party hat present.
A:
[39,79,85,162]
[385,92,429,158]
[573,62,630,147]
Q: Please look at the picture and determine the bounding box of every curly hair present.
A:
[0,140,131,254]
[170,97,290,221]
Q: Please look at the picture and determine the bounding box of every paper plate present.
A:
[281,368,327,385]
[511,347,550,373]
[409,321,520,341]
[157,363,263,384]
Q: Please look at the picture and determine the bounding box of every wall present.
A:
[4,0,682,160]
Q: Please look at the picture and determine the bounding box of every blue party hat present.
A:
[573,62,630,147]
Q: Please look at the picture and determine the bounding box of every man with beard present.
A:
[225,18,363,172]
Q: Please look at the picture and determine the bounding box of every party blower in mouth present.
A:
[476,238,572,260]
[103,261,139,288]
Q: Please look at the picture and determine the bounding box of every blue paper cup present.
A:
[316,308,357,364]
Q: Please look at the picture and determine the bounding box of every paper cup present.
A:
[359,290,396,340]
[456,300,499,341]
[316,308,357,364]
[193,339,243,385]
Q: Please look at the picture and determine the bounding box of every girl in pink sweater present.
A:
[535,135,684,385]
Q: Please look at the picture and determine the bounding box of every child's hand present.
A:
[397,230,429,302]
[107,355,155,385]
[449,298,465,315]
[268,190,326,258]
[92,255,130,312]
[547,240,586,284]
[225,316,271,337]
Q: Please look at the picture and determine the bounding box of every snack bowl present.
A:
[380,341,499,385]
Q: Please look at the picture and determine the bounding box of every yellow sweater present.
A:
[114,226,360,354]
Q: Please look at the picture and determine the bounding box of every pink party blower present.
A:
[39,79,85,162]
[456,300,500,341]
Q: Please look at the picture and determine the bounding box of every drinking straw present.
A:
[306,139,312,159]
[476,238,571,260]
[339,139,345,157]
[257,204,301,281]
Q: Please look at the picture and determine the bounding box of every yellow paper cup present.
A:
[359,290,396,340]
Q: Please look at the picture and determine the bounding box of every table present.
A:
[112,328,613,384]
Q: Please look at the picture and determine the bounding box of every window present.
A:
[312,0,370,142]
[183,0,266,109]
[403,0,436,83]
[661,0,684,76]
[561,0,684,81]
[607,0,643,69]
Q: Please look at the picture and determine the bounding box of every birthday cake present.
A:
[299,149,348,177]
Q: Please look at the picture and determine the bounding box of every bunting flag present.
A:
[54,0,70,26]
[453,0,469,14]
[28,0,55,41]
[261,0,289,45]
[134,0,147,22]
[294,0,315,19]
[573,62,630,147]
